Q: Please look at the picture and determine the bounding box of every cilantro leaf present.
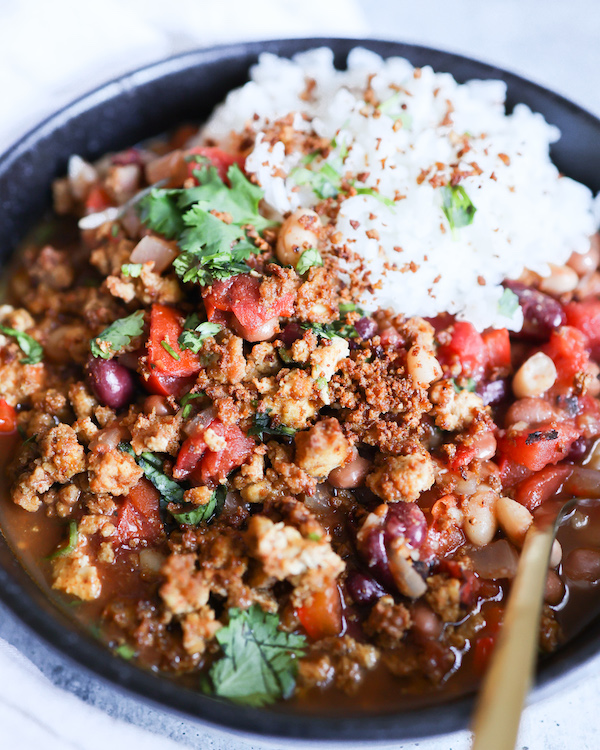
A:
[290,162,342,200]
[295,247,323,275]
[139,189,184,238]
[338,301,365,316]
[451,377,476,393]
[114,644,136,660]
[209,606,306,706]
[119,444,183,506]
[161,339,181,361]
[497,288,520,318]
[441,185,477,233]
[46,520,78,560]
[248,410,297,440]
[170,485,226,526]
[121,263,143,277]
[90,310,145,359]
[354,186,395,208]
[178,318,221,353]
[179,391,205,419]
[0,325,43,365]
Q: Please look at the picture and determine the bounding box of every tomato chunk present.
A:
[482,328,511,373]
[297,583,343,640]
[437,321,486,378]
[497,420,580,471]
[542,326,589,386]
[85,186,111,213]
[0,399,17,433]
[514,465,573,511]
[174,419,254,484]
[147,304,202,377]
[203,275,294,334]
[186,146,245,183]
[143,370,196,398]
[116,478,163,545]
[564,300,600,356]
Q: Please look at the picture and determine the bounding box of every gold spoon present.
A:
[470,497,577,750]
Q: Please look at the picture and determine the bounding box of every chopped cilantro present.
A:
[121,263,143,277]
[290,162,342,200]
[302,320,357,340]
[119,444,183,506]
[170,486,226,526]
[248,410,297,440]
[0,326,43,365]
[46,520,78,560]
[161,339,181,361]
[278,347,293,364]
[338,301,365,316]
[497,288,520,318]
[179,392,205,419]
[114,643,136,660]
[139,188,184,238]
[178,317,221,353]
[441,185,477,234]
[377,93,413,128]
[354,186,395,208]
[90,310,145,360]
[451,377,476,393]
[208,606,306,706]
[307,532,322,542]
[295,247,323,275]
[111,224,119,237]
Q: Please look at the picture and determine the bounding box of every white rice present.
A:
[201,47,597,331]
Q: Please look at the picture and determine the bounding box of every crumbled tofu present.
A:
[181,606,222,656]
[160,554,210,615]
[310,337,349,381]
[430,380,487,432]
[88,449,144,496]
[366,452,435,502]
[294,418,352,478]
[52,548,102,601]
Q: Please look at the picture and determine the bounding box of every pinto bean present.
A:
[411,603,443,639]
[328,453,370,489]
[567,235,600,276]
[505,281,566,341]
[563,548,600,583]
[276,208,320,267]
[539,264,579,295]
[233,315,279,343]
[505,397,556,427]
[143,395,172,416]
[544,570,565,605]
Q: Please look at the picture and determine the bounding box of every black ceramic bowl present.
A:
[1,38,600,743]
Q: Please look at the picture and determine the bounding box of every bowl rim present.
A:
[1,36,600,742]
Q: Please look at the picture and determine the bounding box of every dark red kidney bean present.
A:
[384,503,427,549]
[504,281,566,341]
[566,436,589,462]
[355,317,378,340]
[411,603,443,639]
[544,570,565,605]
[477,378,509,406]
[359,525,395,591]
[346,570,386,605]
[563,548,600,582]
[279,322,303,348]
[87,356,135,410]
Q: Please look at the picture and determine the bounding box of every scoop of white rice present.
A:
[202,47,597,331]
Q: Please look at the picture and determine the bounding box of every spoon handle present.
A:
[471,523,555,750]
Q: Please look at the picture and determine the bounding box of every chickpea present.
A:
[276,208,321,267]
[539,263,579,295]
[406,344,443,388]
[512,352,557,399]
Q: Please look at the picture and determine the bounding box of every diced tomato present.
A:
[439,560,480,606]
[203,275,294,335]
[420,495,465,564]
[542,326,589,386]
[448,443,477,470]
[186,146,245,183]
[482,328,511,373]
[116,478,163,545]
[85,186,111,213]
[473,604,503,675]
[564,300,600,356]
[437,321,486,378]
[514,464,573,511]
[0,399,17,433]
[174,419,254,484]
[497,455,534,488]
[143,370,196,398]
[497,420,580,472]
[147,304,202,377]
[297,583,343,640]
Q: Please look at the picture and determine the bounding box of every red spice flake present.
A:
[331,231,344,244]
[368,213,377,221]
[393,246,403,253]
[414,68,422,79]
[498,153,511,166]
[349,220,360,230]
[417,168,431,185]
[366,229,380,240]
[433,274,441,284]
[356,172,370,182]
[477,276,486,286]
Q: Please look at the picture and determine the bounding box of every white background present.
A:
[1,1,599,749]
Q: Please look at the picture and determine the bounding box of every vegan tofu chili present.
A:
[3,121,600,712]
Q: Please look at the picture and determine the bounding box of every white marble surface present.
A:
[1,1,600,748]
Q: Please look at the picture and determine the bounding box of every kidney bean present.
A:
[355,317,378,340]
[143,395,172,416]
[87,356,135,410]
[566,436,589,462]
[411,603,443,639]
[345,570,386,605]
[384,503,428,549]
[563,548,600,582]
[279,322,303,348]
[504,281,566,341]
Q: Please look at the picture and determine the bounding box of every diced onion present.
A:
[470,539,519,580]
[130,235,178,273]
